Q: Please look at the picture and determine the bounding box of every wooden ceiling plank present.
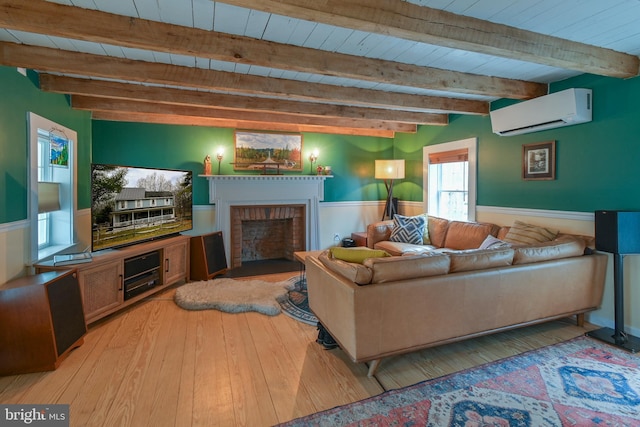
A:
[0,0,545,99]
[220,0,639,78]
[0,41,478,114]
[71,95,420,132]
[91,111,398,138]
[39,74,451,124]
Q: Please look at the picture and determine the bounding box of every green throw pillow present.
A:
[330,247,390,264]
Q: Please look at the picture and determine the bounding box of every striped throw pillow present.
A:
[503,220,558,245]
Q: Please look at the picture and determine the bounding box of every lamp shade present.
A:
[38,181,61,213]
[375,159,405,180]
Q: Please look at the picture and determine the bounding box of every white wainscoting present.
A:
[1,200,625,335]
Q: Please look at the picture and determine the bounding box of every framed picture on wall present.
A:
[234,131,303,172]
[522,140,555,180]
[49,133,69,168]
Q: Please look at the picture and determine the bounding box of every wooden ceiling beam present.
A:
[71,96,419,133]
[39,75,449,125]
[0,0,544,99]
[222,0,639,78]
[91,111,397,138]
[0,42,476,114]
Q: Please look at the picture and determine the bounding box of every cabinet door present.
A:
[79,259,123,322]
[163,240,188,285]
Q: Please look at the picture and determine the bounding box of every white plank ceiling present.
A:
[0,0,639,137]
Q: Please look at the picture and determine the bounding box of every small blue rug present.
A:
[279,276,317,326]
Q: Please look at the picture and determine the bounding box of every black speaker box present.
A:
[595,210,640,254]
[0,269,86,375]
[191,232,228,280]
[47,271,87,357]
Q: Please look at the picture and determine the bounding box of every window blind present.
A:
[428,148,468,164]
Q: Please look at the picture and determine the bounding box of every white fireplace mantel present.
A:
[202,175,332,263]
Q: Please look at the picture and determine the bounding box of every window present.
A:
[29,113,77,262]
[423,138,477,221]
[37,135,52,248]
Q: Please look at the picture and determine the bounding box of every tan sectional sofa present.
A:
[306,216,608,377]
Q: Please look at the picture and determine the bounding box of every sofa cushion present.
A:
[446,247,515,273]
[513,235,587,265]
[389,214,426,245]
[364,252,450,284]
[426,215,450,248]
[497,227,510,240]
[443,220,499,250]
[329,246,389,263]
[319,251,373,285]
[503,220,558,245]
[373,240,437,256]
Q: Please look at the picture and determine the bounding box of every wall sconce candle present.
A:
[309,149,319,174]
[216,148,224,175]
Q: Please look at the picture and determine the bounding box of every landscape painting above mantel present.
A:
[234,131,302,172]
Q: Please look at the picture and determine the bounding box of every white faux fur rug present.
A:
[174,278,295,315]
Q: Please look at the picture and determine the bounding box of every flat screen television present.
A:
[91,164,193,252]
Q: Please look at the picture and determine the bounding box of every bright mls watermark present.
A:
[1,405,69,426]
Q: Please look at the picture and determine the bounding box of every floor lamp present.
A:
[375,159,405,220]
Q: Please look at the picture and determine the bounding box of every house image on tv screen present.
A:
[113,188,176,228]
[91,164,193,251]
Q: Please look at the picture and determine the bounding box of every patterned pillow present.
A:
[503,220,558,245]
[389,214,426,245]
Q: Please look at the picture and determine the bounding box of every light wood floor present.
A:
[0,272,597,427]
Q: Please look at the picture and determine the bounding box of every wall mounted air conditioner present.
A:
[490,88,592,136]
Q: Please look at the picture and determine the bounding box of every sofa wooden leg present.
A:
[367,359,381,377]
[576,313,585,327]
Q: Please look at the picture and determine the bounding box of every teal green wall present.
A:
[3,63,640,225]
[92,72,640,211]
[395,73,640,212]
[92,121,393,204]
[0,66,92,224]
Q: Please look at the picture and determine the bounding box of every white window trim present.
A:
[28,113,78,263]
[423,137,477,221]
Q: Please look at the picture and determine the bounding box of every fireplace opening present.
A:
[241,218,291,261]
[230,204,305,268]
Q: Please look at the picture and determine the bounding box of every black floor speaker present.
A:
[589,210,640,352]
[190,231,228,280]
[595,210,640,254]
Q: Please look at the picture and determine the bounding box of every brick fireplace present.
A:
[230,204,305,268]
[204,175,330,266]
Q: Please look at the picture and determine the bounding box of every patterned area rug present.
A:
[279,275,318,326]
[279,336,640,426]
